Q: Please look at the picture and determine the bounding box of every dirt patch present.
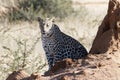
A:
[6,70,42,80]
[44,58,76,76]
[48,54,120,80]
[6,54,120,80]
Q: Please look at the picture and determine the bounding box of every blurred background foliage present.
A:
[6,0,73,21]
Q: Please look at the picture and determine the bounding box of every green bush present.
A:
[7,0,73,21]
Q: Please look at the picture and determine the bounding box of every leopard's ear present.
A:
[38,17,43,22]
[51,17,55,23]
[38,17,45,34]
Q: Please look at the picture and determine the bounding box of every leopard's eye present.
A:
[46,24,49,27]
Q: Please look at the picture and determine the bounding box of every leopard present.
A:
[38,17,88,69]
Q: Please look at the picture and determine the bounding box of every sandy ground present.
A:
[6,53,120,80]
[40,54,120,80]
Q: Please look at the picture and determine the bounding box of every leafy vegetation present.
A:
[7,0,73,21]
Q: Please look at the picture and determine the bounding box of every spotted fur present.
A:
[38,17,88,69]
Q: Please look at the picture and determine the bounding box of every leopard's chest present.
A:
[41,37,58,53]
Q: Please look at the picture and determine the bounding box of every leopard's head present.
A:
[38,17,61,37]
